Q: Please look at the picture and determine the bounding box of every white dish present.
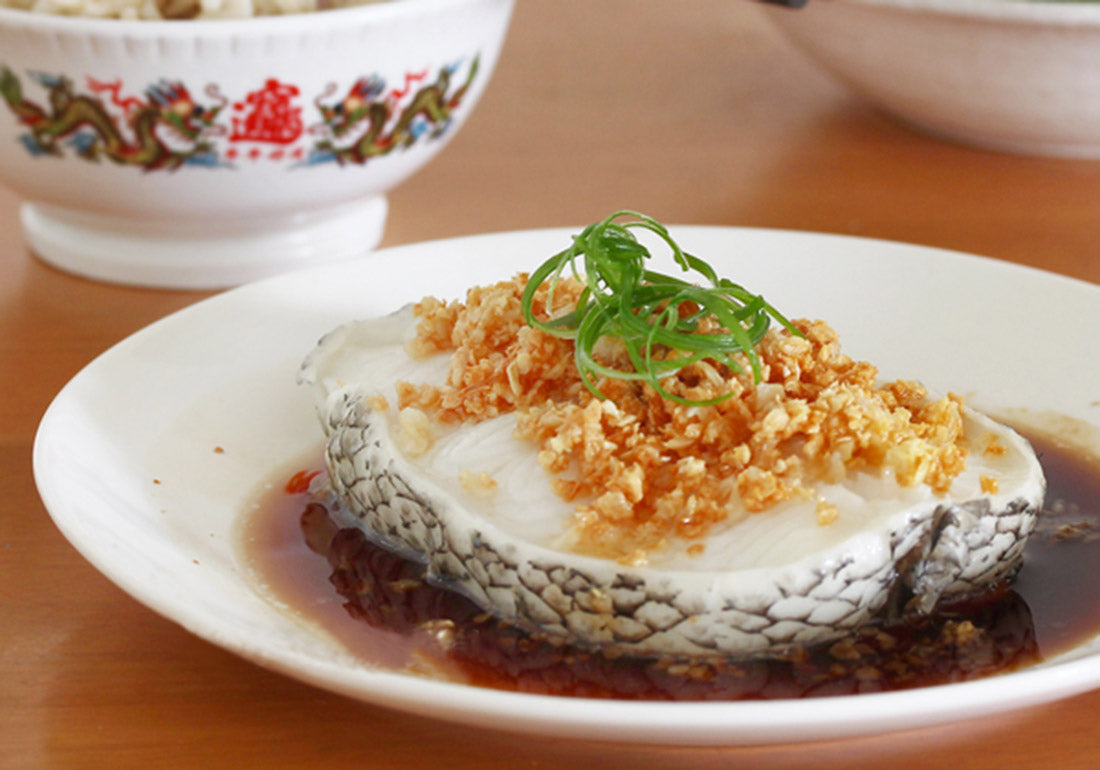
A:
[33,226,1100,746]
[759,0,1100,158]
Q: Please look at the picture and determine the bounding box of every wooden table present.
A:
[4,2,1099,767]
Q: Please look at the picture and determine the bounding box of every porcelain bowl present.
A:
[0,0,513,288]
[758,0,1100,158]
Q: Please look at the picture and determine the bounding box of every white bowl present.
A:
[0,0,513,288]
[758,0,1100,158]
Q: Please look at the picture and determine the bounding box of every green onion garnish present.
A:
[520,210,798,406]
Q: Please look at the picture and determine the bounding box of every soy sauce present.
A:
[239,430,1100,700]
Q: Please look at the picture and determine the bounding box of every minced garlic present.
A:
[396,275,969,560]
[395,406,434,458]
[459,469,499,497]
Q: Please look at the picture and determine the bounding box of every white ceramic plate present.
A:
[33,227,1100,746]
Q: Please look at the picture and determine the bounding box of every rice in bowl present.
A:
[0,0,387,19]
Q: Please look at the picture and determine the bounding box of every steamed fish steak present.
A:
[299,213,1045,658]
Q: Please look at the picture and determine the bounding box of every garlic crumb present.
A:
[396,407,434,457]
[417,619,457,651]
[366,393,390,411]
[459,469,498,497]
[816,497,839,526]
[980,432,1007,457]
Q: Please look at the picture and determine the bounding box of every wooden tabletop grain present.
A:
[3,2,1100,768]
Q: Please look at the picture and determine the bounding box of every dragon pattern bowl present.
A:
[0,0,513,288]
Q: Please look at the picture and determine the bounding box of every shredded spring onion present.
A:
[521,210,798,405]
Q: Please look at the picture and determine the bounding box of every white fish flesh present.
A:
[300,306,1045,658]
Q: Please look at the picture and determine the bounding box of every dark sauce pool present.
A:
[238,430,1100,701]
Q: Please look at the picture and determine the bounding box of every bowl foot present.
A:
[21,196,388,290]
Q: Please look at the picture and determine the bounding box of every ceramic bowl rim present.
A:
[827,0,1100,27]
[0,0,509,38]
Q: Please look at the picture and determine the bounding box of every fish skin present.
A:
[317,385,1043,658]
